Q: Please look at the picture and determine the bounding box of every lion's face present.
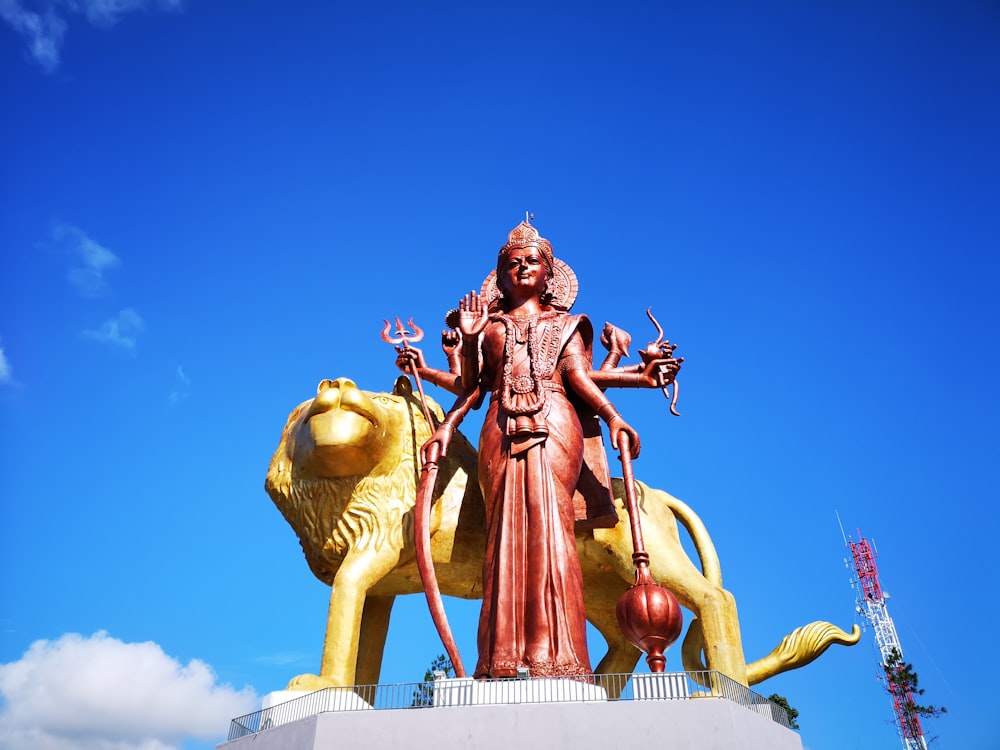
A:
[280,376,432,480]
[266,376,443,580]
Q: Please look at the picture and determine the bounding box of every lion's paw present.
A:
[286,673,340,692]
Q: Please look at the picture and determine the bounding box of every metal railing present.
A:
[227,670,790,741]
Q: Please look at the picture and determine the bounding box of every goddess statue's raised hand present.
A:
[458,291,488,337]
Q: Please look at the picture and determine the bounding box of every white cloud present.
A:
[70,0,181,28]
[54,224,121,298]
[84,308,144,349]
[0,339,12,385]
[168,364,190,403]
[0,0,180,72]
[0,632,258,750]
[0,0,67,72]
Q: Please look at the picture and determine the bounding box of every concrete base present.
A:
[219,695,803,750]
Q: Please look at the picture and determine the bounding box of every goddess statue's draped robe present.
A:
[473,310,598,678]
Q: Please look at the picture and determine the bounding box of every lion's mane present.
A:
[265,395,432,585]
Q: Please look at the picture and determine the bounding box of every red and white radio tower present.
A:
[841,521,929,750]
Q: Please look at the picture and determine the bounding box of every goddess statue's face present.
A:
[500,246,548,301]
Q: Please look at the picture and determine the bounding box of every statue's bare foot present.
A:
[286,673,339,692]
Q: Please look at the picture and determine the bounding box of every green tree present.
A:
[767,693,800,729]
[410,654,455,707]
[883,648,946,739]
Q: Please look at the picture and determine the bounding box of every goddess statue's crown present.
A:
[484,219,577,311]
[499,220,554,269]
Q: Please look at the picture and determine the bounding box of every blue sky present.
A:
[1,1,997,748]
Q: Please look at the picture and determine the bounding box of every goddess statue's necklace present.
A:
[500,314,546,416]
[509,314,530,343]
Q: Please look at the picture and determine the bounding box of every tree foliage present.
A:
[883,647,947,735]
[767,693,800,729]
[410,654,455,707]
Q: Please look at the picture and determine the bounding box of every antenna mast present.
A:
[844,527,929,750]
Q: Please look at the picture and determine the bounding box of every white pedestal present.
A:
[220,695,803,750]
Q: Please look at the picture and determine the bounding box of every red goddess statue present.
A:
[401,220,679,678]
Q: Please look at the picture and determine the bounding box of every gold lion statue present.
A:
[265,375,858,694]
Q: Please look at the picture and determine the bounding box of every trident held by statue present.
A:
[380,316,437,429]
[380,315,468,678]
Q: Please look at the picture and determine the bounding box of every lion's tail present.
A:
[648,484,723,588]
[745,621,861,685]
[682,617,861,685]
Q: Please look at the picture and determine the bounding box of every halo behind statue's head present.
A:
[482,220,579,312]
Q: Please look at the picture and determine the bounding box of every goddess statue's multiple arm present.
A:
[397,317,681,398]
[392,296,487,397]
[396,293,488,463]
[395,297,682,465]
[394,343,461,394]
